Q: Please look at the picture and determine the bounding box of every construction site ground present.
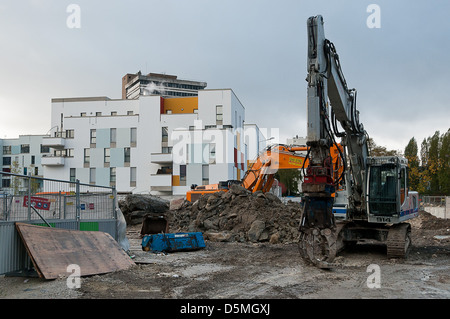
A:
[0,210,449,301]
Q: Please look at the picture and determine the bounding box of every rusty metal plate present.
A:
[15,223,135,280]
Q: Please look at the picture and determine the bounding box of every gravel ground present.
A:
[0,210,448,302]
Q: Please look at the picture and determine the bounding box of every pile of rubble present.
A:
[119,194,169,225]
[168,184,302,244]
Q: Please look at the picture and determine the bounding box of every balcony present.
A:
[41,156,65,166]
[150,174,172,192]
[42,137,65,149]
[150,153,173,164]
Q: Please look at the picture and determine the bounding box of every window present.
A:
[21,144,30,154]
[55,149,65,157]
[41,144,50,153]
[70,168,76,182]
[124,147,131,163]
[127,111,134,115]
[209,143,216,164]
[110,167,116,185]
[90,129,96,145]
[66,149,74,157]
[216,105,223,125]
[368,164,397,216]
[162,147,172,154]
[3,146,11,154]
[3,157,11,166]
[110,128,117,144]
[66,129,75,138]
[400,167,408,205]
[130,128,137,146]
[90,168,96,184]
[202,164,209,185]
[130,167,136,187]
[111,111,117,116]
[80,112,86,117]
[180,164,186,186]
[31,156,35,165]
[104,148,110,163]
[96,112,102,117]
[84,148,90,163]
[2,179,11,188]
[162,127,168,142]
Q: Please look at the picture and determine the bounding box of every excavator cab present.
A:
[366,156,419,224]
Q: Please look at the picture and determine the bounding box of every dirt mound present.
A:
[168,185,302,244]
[418,210,450,230]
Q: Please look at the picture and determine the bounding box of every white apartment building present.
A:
[122,72,207,99]
[0,135,50,192]
[42,89,260,196]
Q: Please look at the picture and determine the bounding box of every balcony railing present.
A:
[150,153,173,164]
[41,137,65,149]
[41,156,65,166]
[149,174,172,192]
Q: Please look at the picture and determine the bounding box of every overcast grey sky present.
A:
[0,0,449,152]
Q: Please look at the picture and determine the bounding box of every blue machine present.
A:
[142,232,206,253]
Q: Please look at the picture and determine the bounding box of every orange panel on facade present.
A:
[162,97,198,114]
[172,175,180,186]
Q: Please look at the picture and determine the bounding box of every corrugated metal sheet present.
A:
[0,222,29,275]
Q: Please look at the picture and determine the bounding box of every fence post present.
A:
[112,186,117,240]
[27,173,31,221]
[76,179,80,230]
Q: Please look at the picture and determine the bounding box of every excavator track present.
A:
[386,223,411,259]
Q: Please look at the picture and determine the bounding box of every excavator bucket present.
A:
[140,214,169,236]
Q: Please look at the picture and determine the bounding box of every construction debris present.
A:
[119,194,169,226]
[168,184,302,244]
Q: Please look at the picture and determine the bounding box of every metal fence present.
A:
[0,171,118,275]
[421,195,449,219]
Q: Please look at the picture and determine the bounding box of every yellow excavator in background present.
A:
[186,143,343,202]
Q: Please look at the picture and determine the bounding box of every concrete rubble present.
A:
[167,184,302,244]
[119,185,302,243]
[119,194,169,225]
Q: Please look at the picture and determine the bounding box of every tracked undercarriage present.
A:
[298,216,412,267]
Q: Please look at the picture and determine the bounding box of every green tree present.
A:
[275,169,302,196]
[428,131,441,194]
[367,138,399,157]
[416,129,450,195]
[404,137,420,191]
[438,129,450,194]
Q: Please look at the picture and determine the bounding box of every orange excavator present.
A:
[186,143,343,202]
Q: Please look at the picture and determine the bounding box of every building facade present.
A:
[41,89,258,196]
[0,135,50,193]
[122,72,207,100]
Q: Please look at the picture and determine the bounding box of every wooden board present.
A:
[15,222,135,280]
